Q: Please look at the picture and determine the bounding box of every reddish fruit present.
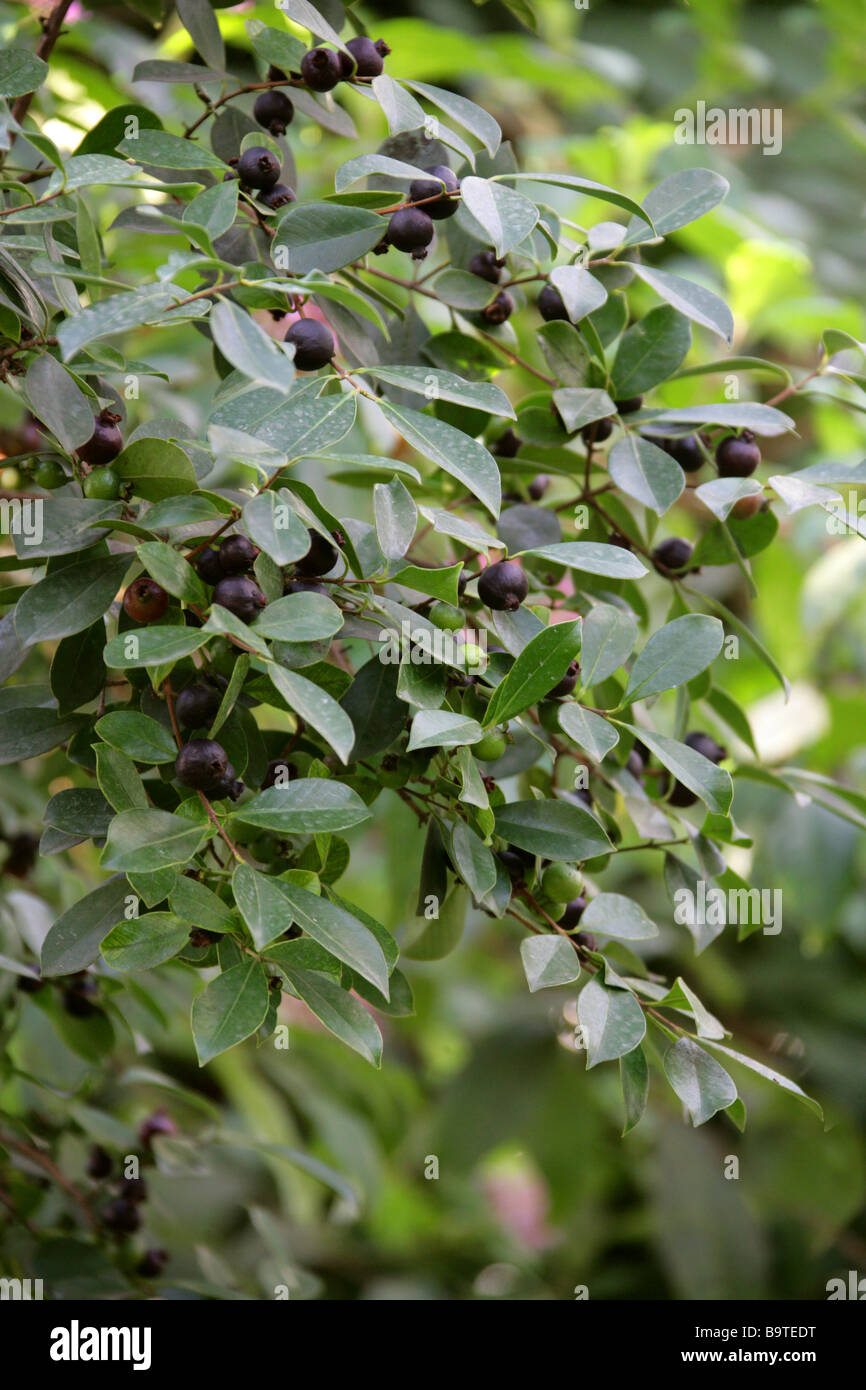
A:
[123,577,169,624]
[78,408,123,465]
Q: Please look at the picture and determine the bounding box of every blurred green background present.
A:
[2,0,866,1299]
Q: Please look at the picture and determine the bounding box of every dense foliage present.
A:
[0,0,864,1300]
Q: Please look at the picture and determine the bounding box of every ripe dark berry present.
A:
[528,474,550,500]
[557,896,588,930]
[732,493,764,520]
[685,731,726,763]
[294,528,339,578]
[482,290,514,325]
[477,559,529,613]
[266,65,286,83]
[16,966,43,991]
[195,547,223,585]
[342,35,389,78]
[667,777,698,808]
[86,1145,113,1180]
[175,738,230,793]
[262,758,298,789]
[63,988,96,1018]
[408,165,459,219]
[212,762,244,801]
[5,833,39,878]
[497,847,533,880]
[78,408,123,465]
[301,46,343,91]
[284,318,335,371]
[253,90,294,135]
[715,429,761,477]
[284,578,328,595]
[651,537,694,575]
[119,1176,148,1203]
[495,428,522,458]
[138,1109,176,1145]
[387,207,434,260]
[468,249,504,283]
[581,418,613,445]
[260,182,296,211]
[236,146,281,190]
[175,682,222,729]
[548,659,579,699]
[655,434,704,472]
[218,533,258,574]
[189,927,219,948]
[626,749,644,778]
[82,465,120,499]
[614,396,644,415]
[123,577,169,624]
[538,284,568,321]
[212,575,267,623]
[575,930,598,951]
[137,1248,169,1279]
[102,1197,140,1236]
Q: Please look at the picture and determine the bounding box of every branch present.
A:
[4,0,75,158]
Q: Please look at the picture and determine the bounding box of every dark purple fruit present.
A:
[123,577,169,624]
[218,533,258,574]
[102,1196,140,1235]
[175,682,222,729]
[651,537,694,575]
[581,418,613,445]
[685,731,726,763]
[342,35,389,78]
[495,428,522,458]
[119,1176,148,1203]
[5,833,40,879]
[212,762,244,802]
[614,396,643,415]
[654,434,704,472]
[260,182,295,210]
[557,896,588,930]
[212,575,267,622]
[295,528,338,577]
[387,206,434,260]
[528,474,550,500]
[175,738,230,793]
[716,429,761,477]
[236,146,281,190]
[284,318,335,371]
[194,548,223,586]
[262,758,298,789]
[408,165,459,219]
[78,408,123,465]
[575,930,598,951]
[548,659,579,699]
[284,578,328,595]
[138,1109,176,1145]
[497,845,534,880]
[482,290,514,325]
[468,249,504,283]
[301,46,343,91]
[538,284,568,321]
[253,90,294,136]
[86,1145,113,1180]
[137,1248,169,1278]
[477,559,529,612]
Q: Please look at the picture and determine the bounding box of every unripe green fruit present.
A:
[82,466,120,499]
[32,458,67,489]
[541,862,583,901]
[538,702,561,734]
[472,730,506,762]
[429,601,464,631]
[582,853,611,874]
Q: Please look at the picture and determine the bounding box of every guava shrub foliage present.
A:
[6,0,862,1179]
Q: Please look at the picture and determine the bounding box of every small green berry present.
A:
[82,466,120,499]
[429,601,464,631]
[472,730,507,762]
[32,458,67,490]
[541,862,582,902]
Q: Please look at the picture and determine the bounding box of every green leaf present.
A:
[519,541,647,580]
[647,402,793,435]
[50,621,106,715]
[608,434,685,515]
[57,284,191,359]
[625,615,724,701]
[113,438,198,502]
[101,809,209,873]
[581,892,659,941]
[664,1038,738,1126]
[103,625,209,669]
[630,264,733,343]
[558,704,619,761]
[503,172,652,227]
[277,965,383,1065]
[273,202,385,274]
[578,979,646,1068]
[393,562,464,606]
[24,354,94,453]
[276,877,389,994]
[242,491,311,566]
[117,129,225,170]
[95,711,178,764]
[211,298,295,395]
[450,820,497,898]
[131,60,227,84]
[94,744,147,812]
[265,663,355,764]
[184,182,238,240]
[407,710,484,751]
[549,265,608,322]
[552,387,616,433]
[460,177,539,256]
[176,0,225,71]
[247,20,310,73]
[702,1040,823,1121]
[339,658,406,759]
[365,365,514,417]
[620,1046,649,1134]
[373,476,417,561]
[483,619,581,727]
[405,81,501,156]
[45,788,113,838]
[682,587,790,698]
[625,168,729,245]
[232,863,294,950]
[252,592,343,642]
[233,779,371,834]
[15,554,131,644]
[101,913,192,971]
[429,269,501,311]
[0,708,85,765]
[520,935,580,992]
[377,398,501,518]
[41,876,130,976]
[0,49,48,97]
[580,602,638,687]
[625,725,733,816]
[494,799,611,860]
[137,540,207,605]
[191,960,270,1065]
[611,306,692,396]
